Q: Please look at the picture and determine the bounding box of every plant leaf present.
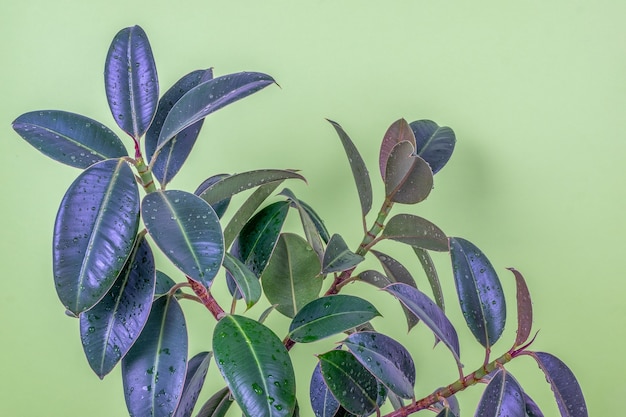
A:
[318,350,378,416]
[155,270,177,297]
[381,214,448,251]
[105,25,158,139]
[435,408,458,417]
[262,233,323,318]
[174,351,212,417]
[195,386,234,417]
[309,362,341,417]
[223,252,262,309]
[299,200,331,243]
[122,296,188,417]
[322,234,364,274]
[527,352,588,417]
[384,141,434,204]
[449,237,506,349]
[524,392,545,417]
[344,331,415,399]
[280,188,326,260]
[379,118,416,180]
[142,190,224,288]
[80,235,156,378]
[146,69,213,185]
[507,268,533,349]
[195,174,231,218]
[474,369,525,417]
[327,119,372,217]
[53,158,140,314]
[213,315,296,417]
[410,120,456,175]
[12,110,128,168]
[413,247,445,311]
[155,72,275,156]
[288,295,380,343]
[384,283,461,367]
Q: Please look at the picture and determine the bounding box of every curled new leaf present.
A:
[410,120,456,175]
[475,369,525,417]
[12,110,128,169]
[381,213,448,251]
[508,267,533,349]
[105,25,159,139]
[174,352,212,417]
[384,141,434,204]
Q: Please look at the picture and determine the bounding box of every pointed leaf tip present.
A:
[410,119,456,175]
[508,267,533,349]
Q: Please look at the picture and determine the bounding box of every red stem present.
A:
[187,277,226,320]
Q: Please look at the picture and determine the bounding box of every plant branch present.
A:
[187,277,226,320]
[134,156,157,193]
[356,198,394,256]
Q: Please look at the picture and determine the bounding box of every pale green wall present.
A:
[1,1,623,415]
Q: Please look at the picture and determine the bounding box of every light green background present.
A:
[1,1,623,416]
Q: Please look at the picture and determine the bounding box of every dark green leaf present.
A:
[410,120,456,175]
[299,200,331,243]
[213,315,296,417]
[80,236,156,378]
[261,233,323,318]
[310,363,341,417]
[379,118,416,180]
[155,72,275,157]
[475,369,525,417]
[142,190,224,289]
[53,158,139,314]
[327,119,372,217]
[508,268,533,349]
[381,214,448,251]
[195,387,233,417]
[318,350,378,416]
[384,141,433,205]
[322,234,364,274]
[280,188,325,260]
[223,252,262,309]
[174,352,212,417]
[413,247,445,311]
[105,25,158,139]
[289,295,380,343]
[122,296,188,417]
[344,331,415,399]
[146,69,213,185]
[155,270,177,297]
[449,237,506,349]
[12,110,127,168]
[195,174,231,218]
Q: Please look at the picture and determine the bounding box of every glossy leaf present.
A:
[122,296,188,417]
[280,188,326,260]
[288,295,381,343]
[381,214,448,251]
[155,72,275,156]
[524,392,545,417]
[12,110,128,168]
[318,350,378,416]
[53,158,140,314]
[299,199,331,243]
[213,315,296,417]
[384,283,461,367]
[322,234,364,274]
[413,247,445,311]
[384,141,434,204]
[80,236,156,378]
[261,233,323,318]
[528,352,588,417]
[449,237,506,349]
[475,369,525,417]
[154,270,177,297]
[508,267,533,349]
[223,252,262,309]
[327,119,372,217]
[379,118,416,180]
[196,386,233,417]
[410,120,456,174]
[195,174,231,218]
[344,331,415,399]
[142,190,224,288]
[174,351,212,417]
[105,25,158,139]
[310,363,341,417]
[146,69,213,185]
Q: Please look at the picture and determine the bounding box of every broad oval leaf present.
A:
[288,295,381,343]
[449,237,506,349]
[379,118,416,180]
[195,174,231,218]
[309,363,341,417]
[156,72,275,155]
[529,352,588,417]
[146,69,213,185]
[12,110,128,168]
[196,386,234,417]
[410,120,456,175]
[223,252,262,309]
[384,141,434,204]
[262,233,322,318]
[213,315,296,417]
[142,190,224,288]
[381,214,448,252]
[508,268,533,349]
[80,236,156,378]
[322,234,364,274]
[53,158,140,314]
[344,331,415,399]
[327,119,372,216]
[384,283,461,367]
[173,351,212,417]
[318,350,378,416]
[105,25,159,139]
[122,296,188,417]
[475,369,525,417]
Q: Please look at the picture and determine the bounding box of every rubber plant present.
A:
[12,25,588,417]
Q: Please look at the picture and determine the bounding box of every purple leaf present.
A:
[413,247,445,311]
[310,362,341,417]
[524,392,545,417]
[474,369,526,417]
[380,213,448,251]
[379,118,416,180]
[195,174,232,218]
[384,141,434,205]
[410,120,456,175]
[508,267,533,349]
[173,351,212,417]
[105,25,159,139]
